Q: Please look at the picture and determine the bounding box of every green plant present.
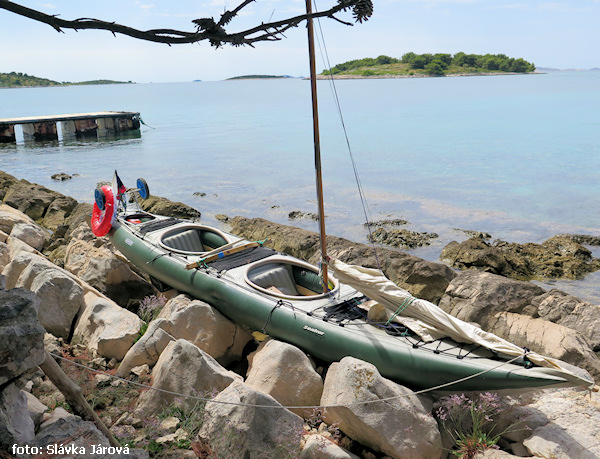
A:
[136,295,167,340]
[435,392,512,458]
[138,295,167,323]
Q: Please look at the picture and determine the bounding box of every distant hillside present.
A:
[0,72,61,87]
[226,75,297,80]
[0,72,133,88]
[322,53,536,78]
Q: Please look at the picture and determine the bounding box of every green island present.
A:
[0,72,133,88]
[321,53,536,78]
[227,75,295,80]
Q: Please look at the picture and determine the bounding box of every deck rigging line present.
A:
[312,0,382,273]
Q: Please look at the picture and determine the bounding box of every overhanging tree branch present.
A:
[0,0,373,47]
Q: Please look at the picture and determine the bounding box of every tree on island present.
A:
[0,0,373,47]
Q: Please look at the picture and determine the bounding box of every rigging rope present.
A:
[313,0,382,273]
[49,351,526,411]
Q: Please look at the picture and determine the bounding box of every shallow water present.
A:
[1,72,599,302]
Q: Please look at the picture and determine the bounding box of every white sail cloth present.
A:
[330,258,577,373]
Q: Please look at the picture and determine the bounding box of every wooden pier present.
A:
[0,111,141,143]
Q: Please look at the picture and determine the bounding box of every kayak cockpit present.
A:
[159,225,232,254]
[245,258,337,300]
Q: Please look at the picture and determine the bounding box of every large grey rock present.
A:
[117,318,175,376]
[488,312,600,379]
[33,408,148,458]
[135,339,241,415]
[439,270,600,374]
[532,289,600,351]
[246,339,323,418]
[300,435,360,459]
[0,203,35,235]
[438,271,545,326]
[0,283,45,385]
[2,180,62,221]
[9,222,47,251]
[64,238,154,307]
[156,295,252,365]
[517,389,600,458]
[3,252,85,338]
[73,292,142,361]
[25,391,48,428]
[0,242,8,271]
[41,195,78,230]
[118,295,251,376]
[320,357,444,459]
[198,379,304,458]
[0,384,35,449]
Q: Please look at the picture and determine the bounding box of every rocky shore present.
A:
[1,170,600,458]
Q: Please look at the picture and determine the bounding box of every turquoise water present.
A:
[1,72,599,300]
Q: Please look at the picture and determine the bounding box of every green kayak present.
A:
[92,179,593,392]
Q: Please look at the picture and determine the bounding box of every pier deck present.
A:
[0,111,141,142]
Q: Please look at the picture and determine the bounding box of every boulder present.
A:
[135,339,241,415]
[0,283,45,385]
[25,391,48,428]
[532,289,600,351]
[33,408,149,458]
[157,295,252,365]
[229,217,455,303]
[0,242,9,270]
[41,195,78,230]
[73,292,142,361]
[198,379,304,458]
[300,435,360,459]
[0,384,35,448]
[0,282,45,449]
[3,252,85,338]
[2,179,62,221]
[320,357,443,459]
[140,195,201,220]
[0,203,36,235]
[0,171,18,201]
[488,312,600,379]
[9,222,47,251]
[117,318,175,376]
[119,295,251,375]
[64,238,155,307]
[508,388,600,458]
[439,270,600,377]
[438,271,545,326]
[245,339,323,418]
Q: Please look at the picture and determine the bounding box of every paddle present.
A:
[184,239,270,270]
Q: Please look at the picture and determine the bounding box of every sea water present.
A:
[1,71,599,301]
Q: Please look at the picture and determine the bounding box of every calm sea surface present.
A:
[1,72,599,301]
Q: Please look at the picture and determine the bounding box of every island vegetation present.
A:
[227,75,296,80]
[322,53,536,77]
[0,72,133,88]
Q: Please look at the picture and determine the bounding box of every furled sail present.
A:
[331,258,593,386]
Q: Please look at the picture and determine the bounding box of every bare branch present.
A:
[0,0,373,47]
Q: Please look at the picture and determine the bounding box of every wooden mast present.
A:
[306,0,329,293]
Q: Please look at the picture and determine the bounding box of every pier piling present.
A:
[0,111,141,143]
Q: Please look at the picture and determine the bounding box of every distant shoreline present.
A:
[314,71,542,80]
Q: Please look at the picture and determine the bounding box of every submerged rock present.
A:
[441,235,600,280]
[368,227,438,249]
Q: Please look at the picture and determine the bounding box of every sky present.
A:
[1,0,599,83]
